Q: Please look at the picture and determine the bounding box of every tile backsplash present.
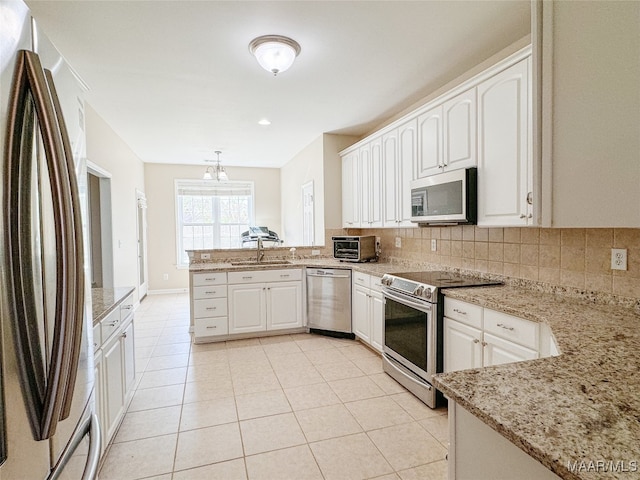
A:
[353,227,640,299]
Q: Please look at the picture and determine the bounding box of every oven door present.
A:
[382,288,436,382]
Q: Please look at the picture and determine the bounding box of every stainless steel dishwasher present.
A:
[306,268,354,338]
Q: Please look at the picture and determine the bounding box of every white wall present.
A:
[144,163,281,292]
[280,136,324,246]
[549,1,640,227]
[280,134,359,246]
[85,104,146,303]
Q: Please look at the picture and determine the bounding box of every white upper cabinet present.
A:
[416,105,443,178]
[382,129,399,227]
[443,88,477,172]
[397,119,417,226]
[477,57,531,227]
[417,88,477,179]
[341,150,359,227]
[359,138,383,228]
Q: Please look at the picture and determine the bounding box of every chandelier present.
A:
[203,151,228,181]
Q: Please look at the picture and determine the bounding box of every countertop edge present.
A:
[92,287,135,325]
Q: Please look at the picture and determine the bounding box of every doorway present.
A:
[302,181,314,246]
[136,190,148,300]
[87,163,114,289]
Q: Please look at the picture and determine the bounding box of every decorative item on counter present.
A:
[289,247,296,260]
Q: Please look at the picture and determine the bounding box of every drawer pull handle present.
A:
[205,291,216,294]
[473,339,480,344]
[206,307,217,310]
[206,325,217,329]
[242,276,253,280]
[122,332,127,338]
[107,320,119,327]
[453,308,467,315]
[497,323,514,331]
[205,277,216,281]
[280,274,290,278]
[122,305,133,310]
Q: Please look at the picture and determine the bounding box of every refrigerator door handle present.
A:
[44,68,85,421]
[3,50,77,440]
[48,413,101,480]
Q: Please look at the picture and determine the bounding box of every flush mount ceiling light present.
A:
[249,35,301,76]
[203,151,228,181]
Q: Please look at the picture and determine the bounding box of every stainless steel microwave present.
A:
[410,167,477,225]
[332,236,377,262]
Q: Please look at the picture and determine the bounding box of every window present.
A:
[175,180,254,266]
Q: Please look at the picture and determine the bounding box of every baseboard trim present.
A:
[147,288,189,295]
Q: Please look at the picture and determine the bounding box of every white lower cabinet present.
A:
[228,269,303,335]
[191,272,228,341]
[94,292,136,455]
[449,401,562,480]
[444,296,547,373]
[352,273,383,352]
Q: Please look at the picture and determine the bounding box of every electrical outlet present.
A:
[431,239,437,252]
[201,253,211,260]
[163,273,169,280]
[395,236,402,248]
[611,248,628,270]
[311,249,320,256]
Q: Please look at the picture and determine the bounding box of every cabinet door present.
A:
[477,58,530,226]
[370,290,384,353]
[382,129,399,227]
[352,284,371,343]
[417,105,443,178]
[397,118,417,226]
[444,88,477,171]
[228,284,266,334]
[341,151,359,227]
[483,332,538,367]
[103,335,124,443]
[93,350,106,456]
[359,144,371,225]
[444,318,483,373]
[369,137,383,227]
[122,320,136,402]
[267,281,303,330]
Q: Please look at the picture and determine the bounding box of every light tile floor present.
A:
[99,293,448,480]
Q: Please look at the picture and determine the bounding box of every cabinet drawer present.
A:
[194,316,228,337]
[484,309,538,350]
[193,272,228,286]
[352,272,370,288]
[93,324,102,351]
[193,298,228,318]
[100,308,121,342]
[444,298,482,329]
[120,293,135,319]
[193,285,228,299]
[369,275,383,292]
[228,268,302,284]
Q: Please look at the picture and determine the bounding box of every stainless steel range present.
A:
[380,271,501,408]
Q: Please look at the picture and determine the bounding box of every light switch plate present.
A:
[611,248,628,270]
[431,239,437,252]
[311,249,320,256]
[395,237,402,248]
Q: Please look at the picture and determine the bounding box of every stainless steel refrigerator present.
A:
[1,1,100,478]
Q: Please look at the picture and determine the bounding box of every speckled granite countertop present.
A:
[435,286,640,480]
[189,258,410,277]
[92,287,135,325]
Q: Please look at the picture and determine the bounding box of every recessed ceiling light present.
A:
[258,118,271,126]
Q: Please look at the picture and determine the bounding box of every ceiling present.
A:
[25,1,530,168]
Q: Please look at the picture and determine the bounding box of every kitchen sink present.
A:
[230,260,292,266]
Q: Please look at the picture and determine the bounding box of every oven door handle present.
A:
[383,289,433,312]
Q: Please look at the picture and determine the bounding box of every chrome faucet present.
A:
[256,237,264,263]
